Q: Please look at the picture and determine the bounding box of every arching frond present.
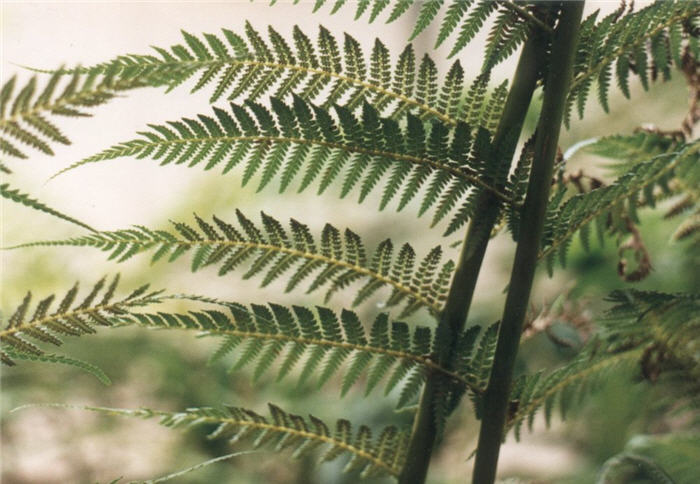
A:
[307,0,552,61]
[1,183,96,231]
[507,350,642,440]
[566,0,699,126]
[73,403,409,478]
[62,24,486,126]
[123,302,478,400]
[539,139,699,274]
[0,71,142,160]
[508,289,700,440]
[14,211,453,318]
[2,349,111,385]
[53,97,513,229]
[0,276,166,366]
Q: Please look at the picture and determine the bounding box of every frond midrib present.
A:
[538,147,693,260]
[63,234,443,314]
[0,296,160,341]
[90,134,514,204]
[89,406,402,475]
[87,56,454,125]
[166,320,475,389]
[0,80,137,130]
[569,7,697,93]
[507,349,643,431]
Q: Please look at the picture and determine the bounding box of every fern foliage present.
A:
[54,97,513,232]
[0,276,165,366]
[599,434,700,484]
[306,0,554,63]
[64,403,409,478]
[124,301,479,404]
[0,71,141,160]
[61,24,508,127]
[507,289,700,439]
[566,0,700,126]
[15,211,455,318]
[1,183,95,232]
[539,137,699,274]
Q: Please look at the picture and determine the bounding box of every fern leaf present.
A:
[66,25,473,126]
[14,211,455,317]
[539,139,699,270]
[0,276,166,366]
[52,97,514,224]
[566,0,700,125]
[2,349,111,384]
[101,302,477,400]
[71,403,409,478]
[1,183,95,231]
[0,72,143,159]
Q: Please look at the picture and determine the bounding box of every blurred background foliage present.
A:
[2,3,698,484]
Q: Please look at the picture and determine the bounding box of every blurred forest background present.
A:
[1,2,697,483]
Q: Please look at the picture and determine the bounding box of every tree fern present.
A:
[508,289,700,440]
[118,301,480,401]
[54,403,409,478]
[0,71,141,160]
[13,211,452,318]
[539,138,699,274]
[0,275,165,366]
[56,24,504,127]
[565,0,699,126]
[307,0,552,62]
[52,98,514,231]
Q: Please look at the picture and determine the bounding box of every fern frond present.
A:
[72,402,409,478]
[1,183,96,231]
[1,349,111,384]
[599,434,700,484]
[119,302,477,399]
[0,275,166,366]
[63,24,482,126]
[509,289,700,439]
[539,139,699,272]
[14,211,453,318]
[310,0,549,61]
[507,350,642,440]
[566,0,699,125]
[0,71,142,159]
[53,97,514,224]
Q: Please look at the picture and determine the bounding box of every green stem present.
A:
[471,4,585,484]
[397,27,548,484]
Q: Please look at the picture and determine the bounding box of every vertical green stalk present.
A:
[398,28,548,484]
[472,3,585,484]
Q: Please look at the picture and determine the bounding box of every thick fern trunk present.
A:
[471,3,585,484]
[397,28,548,484]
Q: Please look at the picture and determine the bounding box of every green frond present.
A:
[2,349,111,385]
[14,211,453,318]
[53,97,514,224]
[602,290,700,367]
[599,434,700,484]
[0,275,166,366]
[508,289,700,440]
[1,183,96,231]
[63,24,484,126]
[0,71,143,159]
[74,402,409,478]
[121,302,476,398]
[539,139,699,273]
[566,0,699,126]
[507,350,642,440]
[310,0,548,61]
